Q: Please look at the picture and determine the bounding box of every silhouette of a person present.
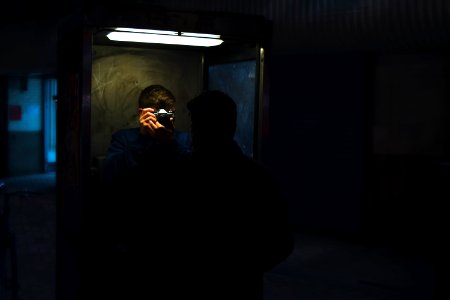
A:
[175,90,294,300]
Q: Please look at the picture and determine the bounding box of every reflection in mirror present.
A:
[90,45,203,182]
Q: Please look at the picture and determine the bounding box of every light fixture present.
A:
[106,27,224,47]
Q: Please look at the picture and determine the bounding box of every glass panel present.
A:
[208,60,256,158]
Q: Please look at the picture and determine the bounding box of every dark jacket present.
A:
[102,127,191,187]
[174,140,294,300]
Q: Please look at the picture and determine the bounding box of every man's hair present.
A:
[138,84,176,111]
[187,90,237,140]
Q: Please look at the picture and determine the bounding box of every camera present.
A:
[154,109,174,127]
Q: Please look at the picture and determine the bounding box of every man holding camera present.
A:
[84,84,192,299]
[102,84,191,188]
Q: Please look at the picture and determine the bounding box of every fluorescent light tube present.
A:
[115,28,178,35]
[181,32,221,39]
[107,28,223,47]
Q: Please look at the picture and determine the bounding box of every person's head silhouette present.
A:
[187,90,237,150]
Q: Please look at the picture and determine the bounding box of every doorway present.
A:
[6,76,57,176]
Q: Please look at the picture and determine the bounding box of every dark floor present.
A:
[264,232,435,300]
[1,172,56,300]
[0,172,441,300]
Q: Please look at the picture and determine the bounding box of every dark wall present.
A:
[267,52,369,237]
[266,49,450,244]
[366,52,450,250]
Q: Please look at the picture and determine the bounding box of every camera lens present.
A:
[157,114,172,127]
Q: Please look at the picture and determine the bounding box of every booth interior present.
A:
[88,12,270,183]
[56,9,271,299]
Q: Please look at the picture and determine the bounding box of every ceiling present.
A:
[1,0,450,76]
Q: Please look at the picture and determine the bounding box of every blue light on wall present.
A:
[8,78,42,132]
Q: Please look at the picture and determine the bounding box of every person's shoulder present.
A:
[112,127,140,139]
[174,130,192,153]
[244,156,277,180]
[174,130,192,145]
[113,127,139,135]
[233,154,268,175]
[240,154,265,168]
[174,129,189,137]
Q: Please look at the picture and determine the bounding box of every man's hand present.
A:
[139,108,175,143]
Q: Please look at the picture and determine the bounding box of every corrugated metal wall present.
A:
[146,0,450,52]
